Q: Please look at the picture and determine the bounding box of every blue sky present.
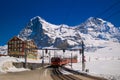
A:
[0,0,120,45]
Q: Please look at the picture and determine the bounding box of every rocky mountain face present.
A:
[18,17,53,48]
[18,16,120,49]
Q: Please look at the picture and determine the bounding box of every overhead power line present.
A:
[96,0,120,17]
[105,10,120,19]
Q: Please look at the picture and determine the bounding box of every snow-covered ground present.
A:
[0,41,120,80]
[0,56,29,74]
[66,60,120,80]
[0,55,50,74]
[65,41,120,80]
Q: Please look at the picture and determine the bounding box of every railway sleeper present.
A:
[65,75,82,80]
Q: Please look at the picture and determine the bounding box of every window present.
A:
[20,48,22,51]
[12,41,14,44]
[20,41,22,43]
[15,44,16,47]
[9,42,11,44]
[20,44,22,47]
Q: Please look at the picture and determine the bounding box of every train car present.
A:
[51,57,68,66]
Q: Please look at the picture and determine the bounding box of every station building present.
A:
[7,36,38,59]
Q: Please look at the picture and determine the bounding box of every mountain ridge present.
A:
[17,16,120,49]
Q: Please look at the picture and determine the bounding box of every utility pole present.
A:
[42,50,44,67]
[81,40,85,71]
[63,49,65,58]
[48,51,51,64]
[54,50,55,57]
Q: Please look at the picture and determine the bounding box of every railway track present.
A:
[51,68,82,80]
[49,66,108,80]
[61,67,107,80]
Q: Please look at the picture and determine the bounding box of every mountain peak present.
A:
[30,16,47,23]
[83,17,115,29]
[88,17,95,20]
[30,16,42,21]
[87,17,106,23]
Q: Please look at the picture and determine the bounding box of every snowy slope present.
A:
[0,56,29,73]
[65,41,120,80]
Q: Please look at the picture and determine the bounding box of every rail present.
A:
[51,68,81,80]
[62,67,107,80]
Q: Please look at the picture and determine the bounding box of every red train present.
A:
[51,57,68,66]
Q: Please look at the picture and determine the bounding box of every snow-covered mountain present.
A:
[77,17,120,41]
[18,16,82,48]
[18,16,120,49]
[0,45,7,55]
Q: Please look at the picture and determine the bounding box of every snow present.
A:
[0,56,48,74]
[86,60,120,79]
[18,16,120,49]
[0,56,29,74]
[65,42,120,80]
[6,67,29,73]
[0,54,51,74]
[66,60,120,80]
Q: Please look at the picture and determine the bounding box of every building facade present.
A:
[8,36,38,59]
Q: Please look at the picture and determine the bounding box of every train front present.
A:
[51,57,62,66]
